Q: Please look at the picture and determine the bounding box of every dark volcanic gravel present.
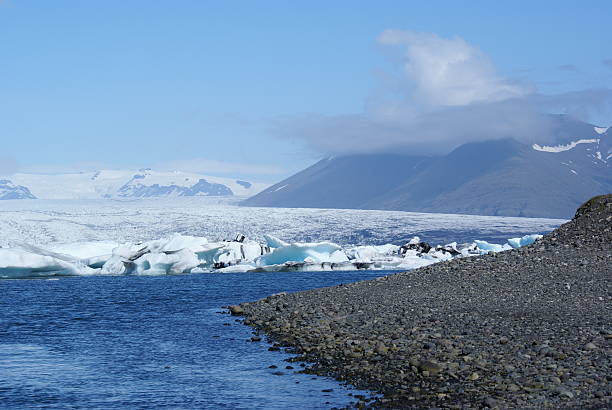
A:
[236,195,612,409]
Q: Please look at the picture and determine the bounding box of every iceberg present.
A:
[0,248,96,279]
[346,244,399,261]
[0,230,544,278]
[474,240,512,253]
[257,241,348,265]
[507,234,543,249]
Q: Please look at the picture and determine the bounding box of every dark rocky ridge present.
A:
[236,194,611,408]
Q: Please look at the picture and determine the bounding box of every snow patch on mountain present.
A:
[532,139,599,153]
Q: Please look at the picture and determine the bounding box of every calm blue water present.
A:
[0,271,392,409]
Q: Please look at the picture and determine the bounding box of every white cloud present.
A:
[15,158,285,178]
[153,158,285,176]
[272,31,612,155]
[18,161,110,174]
[376,30,530,109]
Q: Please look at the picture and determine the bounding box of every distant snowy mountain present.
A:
[0,180,37,200]
[3,169,268,200]
[117,172,233,198]
[243,116,612,218]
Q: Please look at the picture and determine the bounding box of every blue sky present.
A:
[1,0,611,180]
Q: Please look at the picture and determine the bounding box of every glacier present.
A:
[0,232,544,279]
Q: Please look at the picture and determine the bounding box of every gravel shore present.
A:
[235,195,611,408]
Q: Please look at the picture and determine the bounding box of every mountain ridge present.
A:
[0,180,37,200]
[0,169,269,200]
[243,117,611,218]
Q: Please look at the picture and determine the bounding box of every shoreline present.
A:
[235,195,611,408]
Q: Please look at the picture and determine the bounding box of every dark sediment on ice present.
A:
[235,194,612,408]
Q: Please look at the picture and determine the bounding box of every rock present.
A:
[375,344,389,355]
[499,337,509,345]
[467,372,480,381]
[584,342,597,350]
[555,388,574,399]
[483,396,498,408]
[418,360,442,375]
[228,305,244,315]
[508,384,521,392]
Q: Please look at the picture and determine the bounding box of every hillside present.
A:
[243,117,611,218]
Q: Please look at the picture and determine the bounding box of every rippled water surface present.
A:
[0,271,392,409]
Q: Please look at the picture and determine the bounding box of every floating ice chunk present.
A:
[100,255,127,275]
[132,248,200,275]
[594,126,609,135]
[400,238,432,254]
[474,240,512,253]
[460,243,480,257]
[126,233,209,255]
[195,240,266,269]
[1,231,545,277]
[156,234,209,252]
[257,240,348,265]
[427,249,454,261]
[84,254,112,269]
[507,234,542,249]
[345,244,399,261]
[263,234,289,249]
[214,264,256,273]
[0,248,94,278]
[47,241,119,260]
[101,248,200,275]
[398,254,437,270]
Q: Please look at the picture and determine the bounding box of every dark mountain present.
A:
[0,180,37,200]
[243,154,432,209]
[243,117,611,218]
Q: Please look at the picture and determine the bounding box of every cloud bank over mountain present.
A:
[272,31,612,156]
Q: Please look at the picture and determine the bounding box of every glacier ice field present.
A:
[0,197,565,279]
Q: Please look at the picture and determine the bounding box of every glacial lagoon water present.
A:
[0,271,393,409]
[0,199,565,408]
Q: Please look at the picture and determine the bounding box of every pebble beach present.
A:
[234,195,611,408]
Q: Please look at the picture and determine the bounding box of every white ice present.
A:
[1,232,543,279]
[258,239,348,265]
[507,234,543,249]
[0,198,561,279]
[0,248,96,279]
